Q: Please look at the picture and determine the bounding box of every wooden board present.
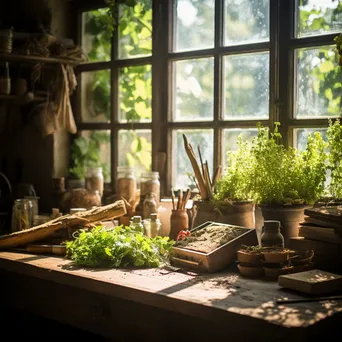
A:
[299,224,342,244]
[304,207,342,228]
[278,269,342,294]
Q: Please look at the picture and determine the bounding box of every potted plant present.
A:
[326,118,342,201]
[236,245,263,265]
[248,122,328,246]
[191,135,255,229]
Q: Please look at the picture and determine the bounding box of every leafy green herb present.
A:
[248,122,327,206]
[327,118,342,200]
[65,225,174,268]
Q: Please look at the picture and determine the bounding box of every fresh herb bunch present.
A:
[65,225,174,268]
[327,118,342,199]
[213,135,253,203]
[249,122,327,206]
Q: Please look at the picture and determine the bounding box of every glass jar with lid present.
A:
[85,166,104,197]
[11,198,32,232]
[140,171,160,207]
[117,166,137,215]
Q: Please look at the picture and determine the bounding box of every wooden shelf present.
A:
[0,94,46,104]
[0,52,83,65]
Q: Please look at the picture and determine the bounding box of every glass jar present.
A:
[260,220,284,248]
[143,192,158,219]
[150,213,161,238]
[130,215,144,234]
[117,166,136,213]
[11,199,32,232]
[85,167,104,197]
[140,171,160,207]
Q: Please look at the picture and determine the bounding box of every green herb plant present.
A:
[65,225,174,268]
[334,33,342,66]
[327,118,342,200]
[213,135,254,204]
[249,122,327,206]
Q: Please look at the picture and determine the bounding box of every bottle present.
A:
[143,192,158,219]
[11,198,32,232]
[117,166,136,216]
[140,171,160,207]
[130,215,144,234]
[260,220,284,248]
[0,61,10,95]
[85,167,104,197]
[150,213,161,238]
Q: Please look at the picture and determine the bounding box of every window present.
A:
[74,0,342,196]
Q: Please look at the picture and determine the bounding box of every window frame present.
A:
[71,0,341,197]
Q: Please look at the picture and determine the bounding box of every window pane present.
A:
[297,0,342,38]
[174,0,215,52]
[295,46,341,118]
[119,65,152,123]
[118,130,152,178]
[223,52,269,120]
[173,58,214,121]
[224,0,269,46]
[222,128,258,171]
[119,1,152,59]
[172,129,214,189]
[82,9,111,62]
[294,127,327,151]
[69,130,111,182]
[81,70,110,123]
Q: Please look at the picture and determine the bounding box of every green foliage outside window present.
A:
[69,132,110,181]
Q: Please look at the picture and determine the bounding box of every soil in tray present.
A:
[174,225,246,253]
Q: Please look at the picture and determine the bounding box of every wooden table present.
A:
[0,251,341,341]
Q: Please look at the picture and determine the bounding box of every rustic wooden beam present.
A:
[0,200,126,249]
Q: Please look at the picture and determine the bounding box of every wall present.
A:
[0,0,72,214]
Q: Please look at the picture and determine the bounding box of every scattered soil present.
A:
[174,225,247,253]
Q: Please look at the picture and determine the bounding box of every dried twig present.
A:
[182,134,208,200]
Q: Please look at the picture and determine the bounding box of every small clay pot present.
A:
[238,264,264,278]
[262,248,290,264]
[237,249,262,265]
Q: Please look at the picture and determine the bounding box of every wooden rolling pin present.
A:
[26,244,66,256]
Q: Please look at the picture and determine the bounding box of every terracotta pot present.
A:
[236,249,262,265]
[191,200,255,229]
[262,248,290,264]
[259,204,311,247]
[169,209,189,241]
[237,264,264,278]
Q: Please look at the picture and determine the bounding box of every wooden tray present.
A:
[170,221,258,273]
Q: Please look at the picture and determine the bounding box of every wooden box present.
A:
[170,221,258,273]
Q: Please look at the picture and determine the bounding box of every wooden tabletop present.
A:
[1,251,341,332]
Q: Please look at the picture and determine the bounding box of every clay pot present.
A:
[262,248,290,264]
[236,249,262,265]
[237,264,264,278]
[191,200,255,229]
[259,204,311,247]
[169,209,189,241]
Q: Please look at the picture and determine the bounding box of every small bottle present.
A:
[143,192,158,219]
[85,166,104,197]
[130,215,144,234]
[261,220,284,248]
[150,213,161,238]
